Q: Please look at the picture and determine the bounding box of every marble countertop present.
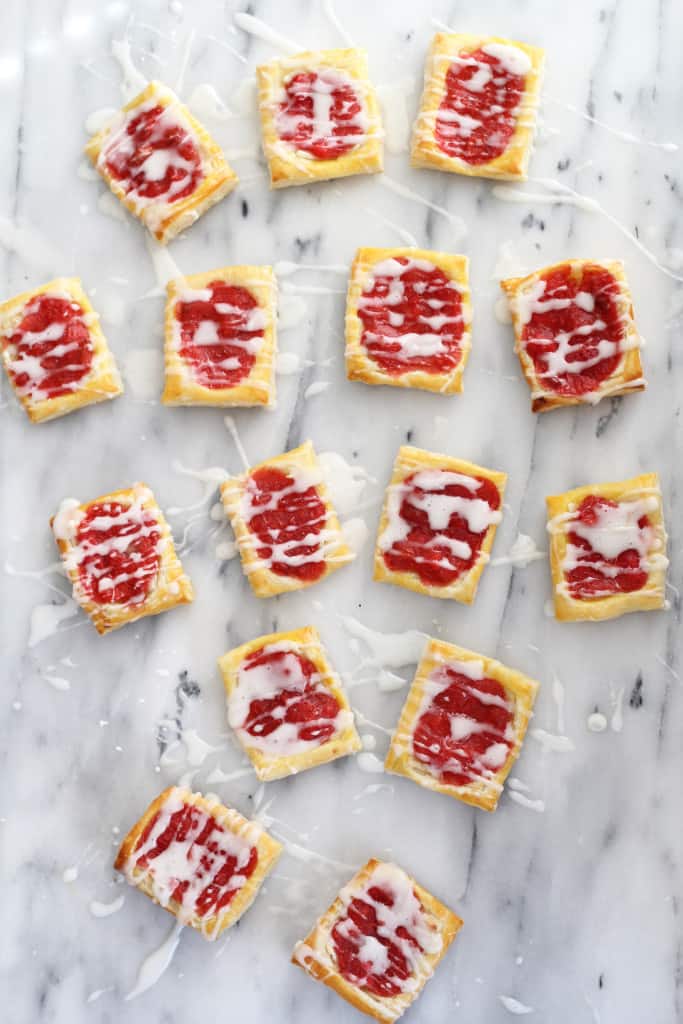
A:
[2,0,682,1021]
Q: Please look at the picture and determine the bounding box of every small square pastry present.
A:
[385,638,539,812]
[374,446,506,603]
[0,277,122,423]
[411,33,544,181]
[84,81,238,244]
[256,48,383,188]
[345,248,472,394]
[162,265,277,407]
[546,473,668,622]
[218,626,361,781]
[115,786,282,940]
[51,482,193,634]
[220,440,353,597]
[500,259,645,412]
[292,857,462,1023]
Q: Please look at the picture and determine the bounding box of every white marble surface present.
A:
[2,0,682,1021]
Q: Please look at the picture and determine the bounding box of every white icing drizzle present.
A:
[122,348,163,400]
[228,641,353,757]
[119,788,264,937]
[224,415,250,471]
[125,920,184,1000]
[293,861,443,1013]
[499,994,535,1015]
[376,78,414,154]
[187,83,233,122]
[548,488,668,601]
[490,533,546,567]
[362,205,419,247]
[587,711,607,733]
[341,616,427,669]
[530,728,574,754]
[321,0,355,47]
[89,894,125,918]
[546,96,678,152]
[379,469,501,572]
[233,12,303,55]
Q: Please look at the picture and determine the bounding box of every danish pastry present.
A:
[162,265,277,407]
[374,446,506,602]
[411,33,544,180]
[385,638,539,811]
[256,49,383,188]
[292,857,462,1023]
[51,482,193,634]
[218,626,361,781]
[84,81,238,244]
[0,277,122,423]
[115,786,281,940]
[546,473,668,621]
[345,248,471,394]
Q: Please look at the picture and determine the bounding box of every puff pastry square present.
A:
[0,277,122,423]
[220,440,353,597]
[546,473,668,622]
[292,857,462,1023]
[218,626,361,781]
[374,446,506,603]
[385,638,539,812]
[84,81,238,244]
[51,481,193,634]
[345,248,472,394]
[115,786,281,940]
[256,48,383,188]
[501,259,645,412]
[162,265,277,407]
[411,33,544,181]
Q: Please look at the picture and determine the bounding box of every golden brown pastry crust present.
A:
[0,277,122,423]
[385,638,539,812]
[411,33,545,181]
[51,482,193,635]
[114,786,282,940]
[292,857,463,1023]
[345,247,472,394]
[256,49,383,188]
[218,625,361,781]
[220,440,354,597]
[500,259,645,412]
[546,473,668,622]
[161,265,277,407]
[373,445,507,603]
[84,81,238,244]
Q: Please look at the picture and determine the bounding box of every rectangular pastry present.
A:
[411,33,544,181]
[218,626,361,781]
[256,48,383,188]
[0,277,122,423]
[345,247,472,394]
[115,786,282,940]
[546,473,668,621]
[374,446,506,603]
[84,80,238,244]
[51,482,193,634]
[162,265,277,407]
[220,440,354,597]
[500,259,645,411]
[292,857,462,1023]
[385,638,539,812]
